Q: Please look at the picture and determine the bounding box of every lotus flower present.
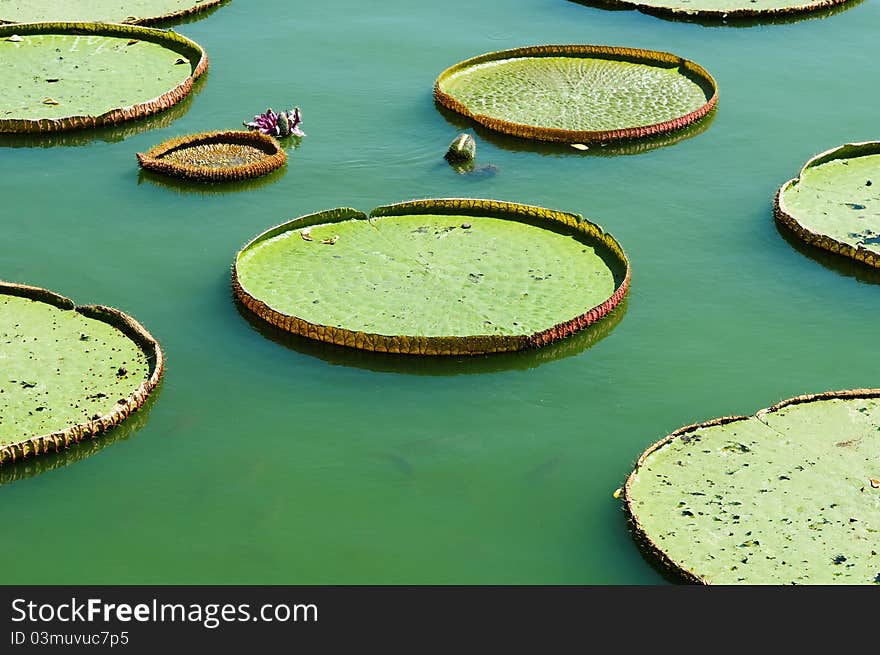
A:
[244,107,305,138]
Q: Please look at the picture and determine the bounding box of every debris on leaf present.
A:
[871,478,880,489]
[321,235,339,245]
[461,222,472,229]
[613,487,623,499]
[127,39,139,46]
[174,58,187,65]
[244,107,305,138]
[42,97,59,105]
[7,34,23,42]
[301,227,313,242]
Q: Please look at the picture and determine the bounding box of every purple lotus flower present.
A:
[244,107,305,138]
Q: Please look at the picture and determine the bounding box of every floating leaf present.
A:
[0,22,207,134]
[0,1,226,24]
[233,199,630,356]
[0,281,163,466]
[624,389,880,584]
[570,0,858,21]
[775,142,880,269]
[137,130,287,183]
[434,45,717,144]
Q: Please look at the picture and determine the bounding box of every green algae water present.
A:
[1,0,878,584]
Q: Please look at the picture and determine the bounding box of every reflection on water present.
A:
[0,385,161,487]
[137,162,288,195]
[0,75,208,149]
[774,217,880,285]
[435,103,717,158]
[566,0,864,27]
[234,294,628,375]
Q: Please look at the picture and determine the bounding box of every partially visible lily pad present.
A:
[624,389,880,584]
[570,0,857,21]
[775,142,880,269]
[0,0,226,24]
[434,45,717,143]
[0,22,207,133]
[233,199,630,356]
[0,282,163,465]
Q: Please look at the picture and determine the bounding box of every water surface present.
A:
[1,0,878,584]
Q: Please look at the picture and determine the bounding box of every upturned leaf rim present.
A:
[774,141,880,270]
[433,44,718,144]
[622,387,880,584]
[0,281,164,466]
[137,130,287,183]
[0,22,208,134]
[232,198,631,356]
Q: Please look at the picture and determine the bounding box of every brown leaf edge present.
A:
[774,141,880,270]
[137,130,287,183]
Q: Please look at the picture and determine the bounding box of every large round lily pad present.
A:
[233,199,630,356]
[775,142,880,269]
[434,45,717,144]
[575,0,855,20]
[0,0,226,25]
[137,130,287,183]
[624,389,880,585]
[0,282,163,465]
[0,22,207,133]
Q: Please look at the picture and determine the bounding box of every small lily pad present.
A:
[0,281,163,465]
[434,45,717,144]
[624,389,880,584]
[233,199,630,356]
[137,130,287,183]
[775,141,880,269]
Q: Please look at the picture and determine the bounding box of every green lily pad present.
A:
[233,199,630,356]
[776,142,880,269]
[624,390,880,584]
[576,0,855,20]
[0,0,226,24]
[0,282,163,465]
[434,45,717,143]
[0,22,207,133]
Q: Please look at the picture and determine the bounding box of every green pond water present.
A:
[0,0,878,584]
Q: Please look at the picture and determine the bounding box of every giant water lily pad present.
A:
[624,389,880,584]
[434,45,717,144]
[775,142,880,269]
[575,0,855,20]
[137,130,287,183]
[0,22,207,133]
[0,282,163,465]
[233,199,630,356]
[0,0,225,25]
